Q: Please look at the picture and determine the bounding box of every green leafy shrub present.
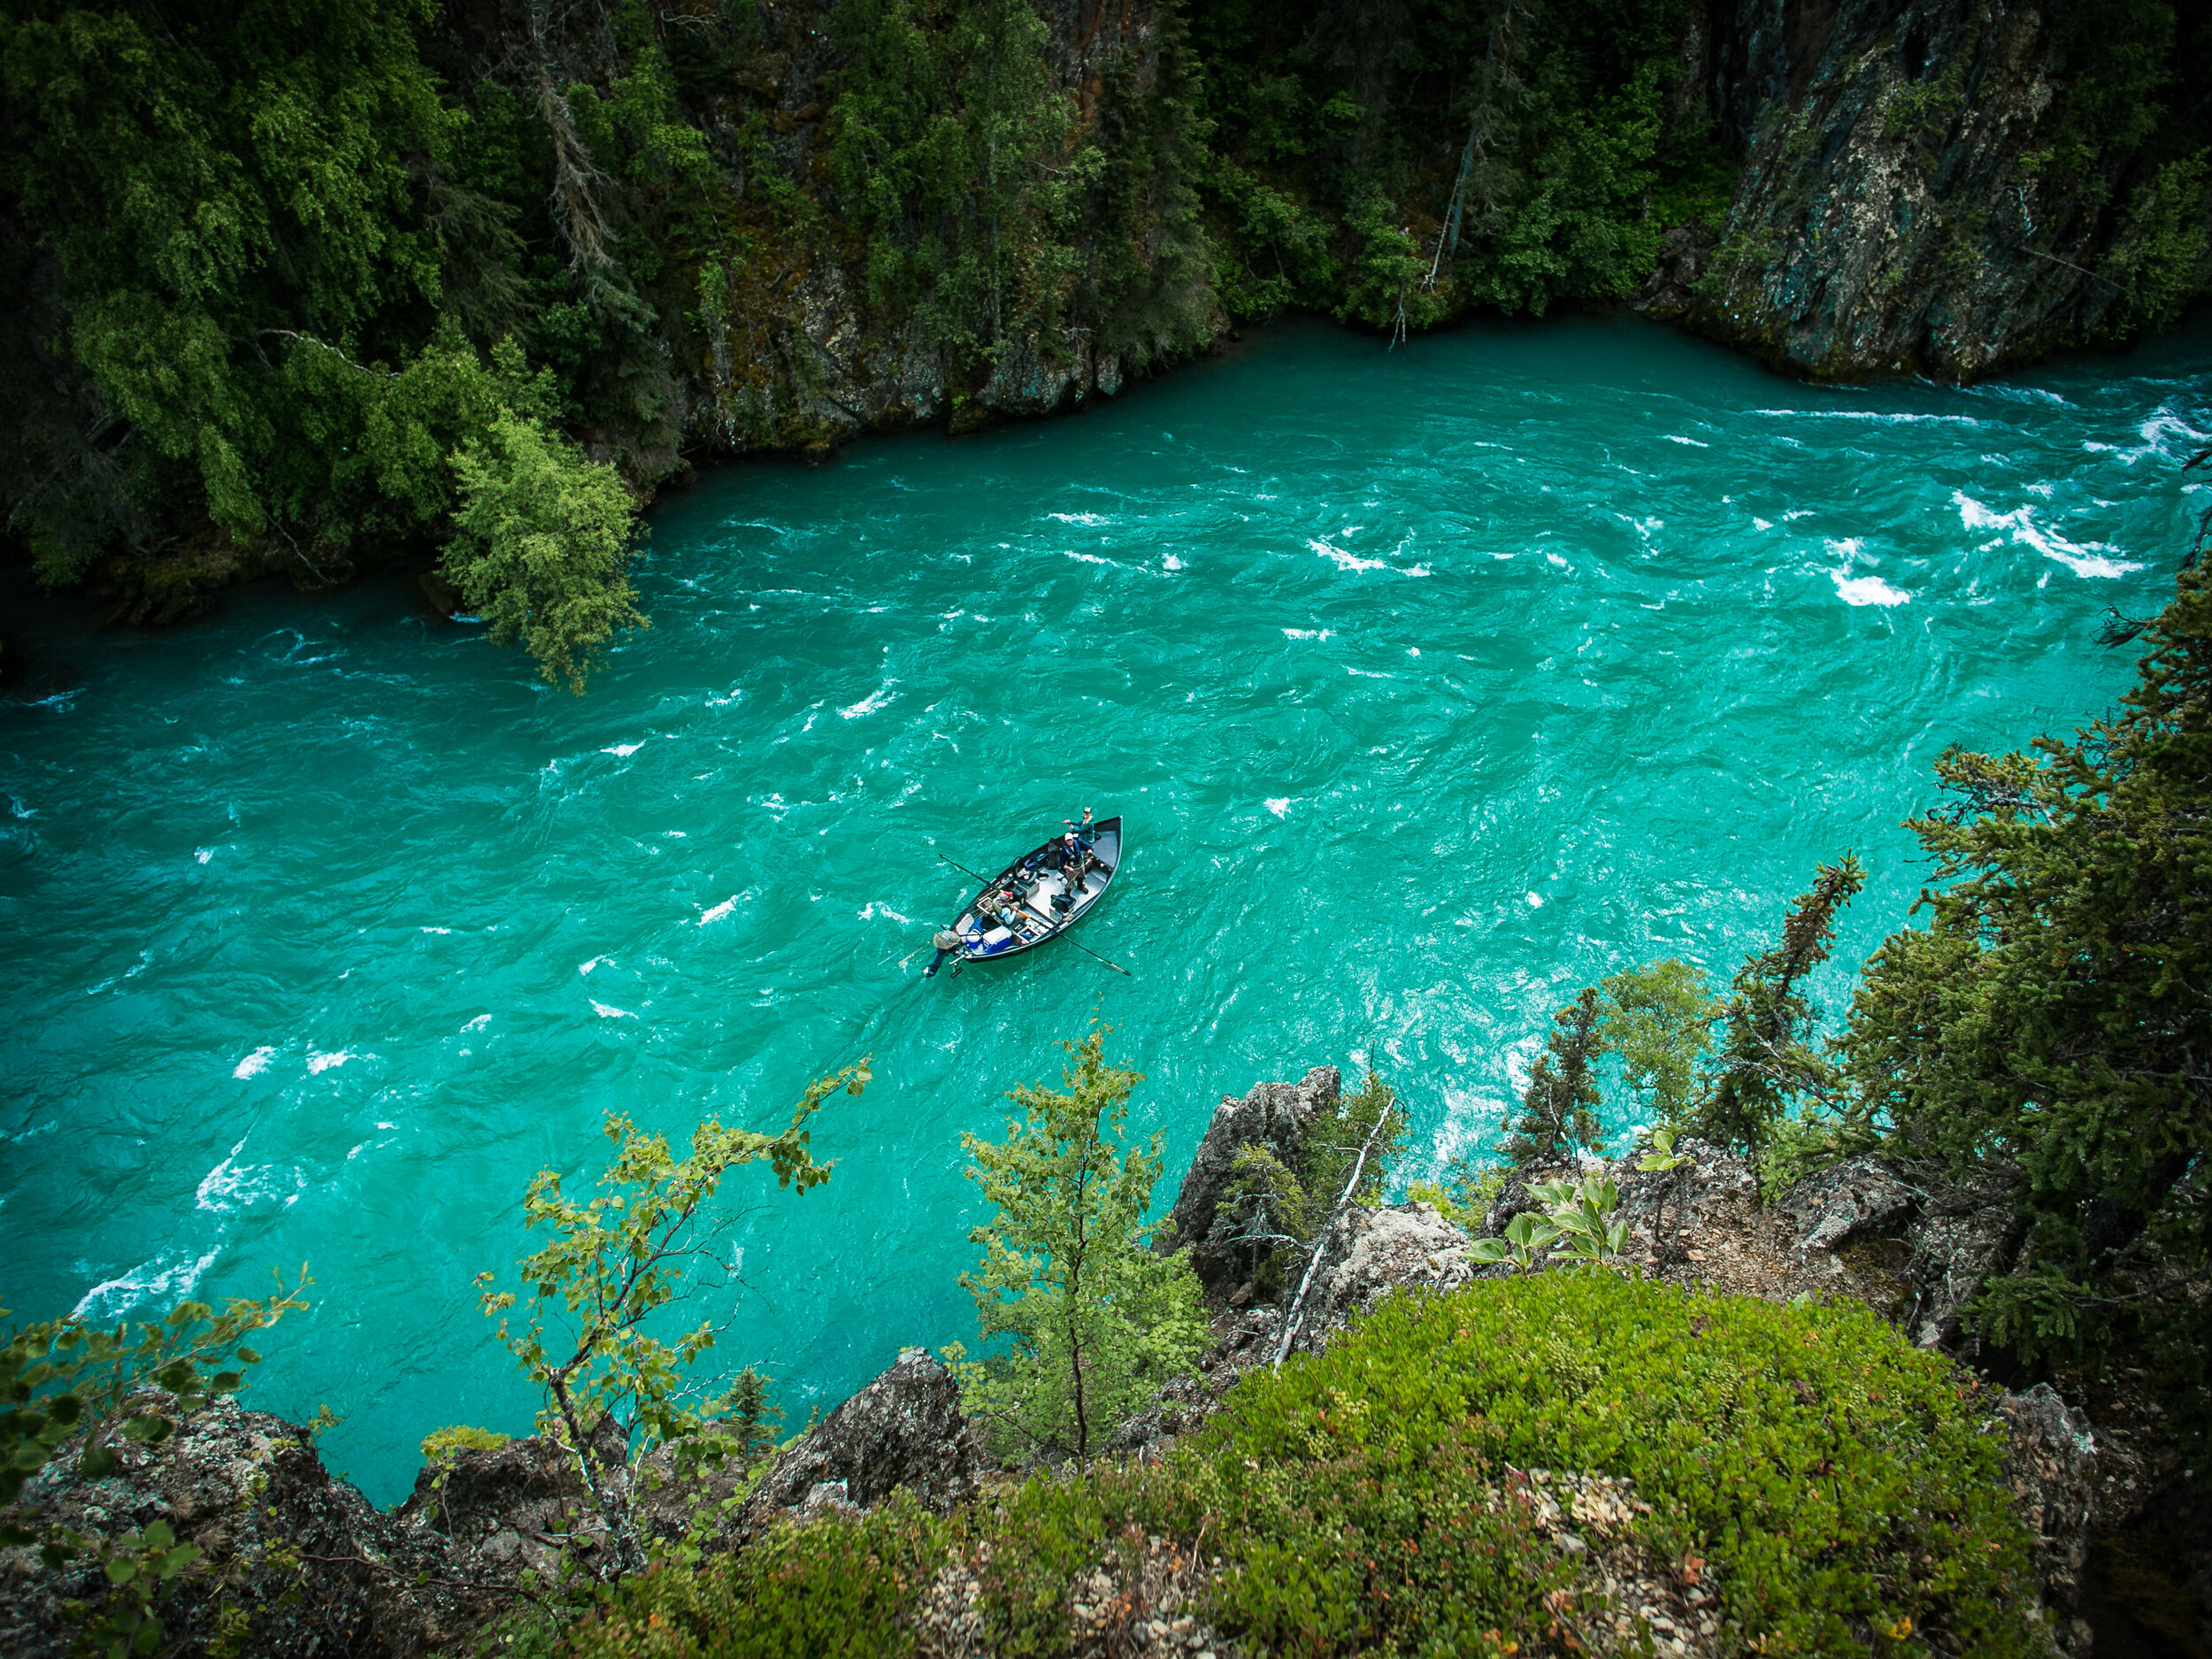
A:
[575,1276,2039,1656]
[1184,1273,2039,1655]
[570,1494,948,1658]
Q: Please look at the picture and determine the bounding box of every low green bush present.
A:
[570,1276,2040,1657]
[567,1496,946,1658]
[1187,1273,2039,1655]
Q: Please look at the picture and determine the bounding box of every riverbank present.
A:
[8,0,2206,647]
[4,1066,2201,1657]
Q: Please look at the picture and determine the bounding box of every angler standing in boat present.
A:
[923,812,1128,976]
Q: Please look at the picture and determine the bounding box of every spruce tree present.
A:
[1691,856,1865,1167]
[1846,560,2209,1427]
[950,1028,1206,1461]
[1503,987,1607,1166]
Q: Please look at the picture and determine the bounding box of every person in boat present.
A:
[923,927,962,978]
[1063,808,1096,850]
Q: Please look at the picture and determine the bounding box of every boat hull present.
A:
[948,816,1123,964]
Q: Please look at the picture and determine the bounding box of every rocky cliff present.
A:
[1673,0,2212,378]
[6,1068,2208,1655]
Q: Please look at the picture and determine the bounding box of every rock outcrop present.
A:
[1157,1064,1340,1301]
[733,1348,994,1537]
[0,1394,485,1658]
[1682,0,2210,379]
[0,1348,995,1659]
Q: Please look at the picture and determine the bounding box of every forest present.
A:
[5,0,2207,685]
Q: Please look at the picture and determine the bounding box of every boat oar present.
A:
[1062,934,1133,978]
[937,851,995,887]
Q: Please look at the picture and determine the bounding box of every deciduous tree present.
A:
[949,1027,1205,1462]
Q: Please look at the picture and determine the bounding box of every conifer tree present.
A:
[1846,560,2209,1425]
[1690,855,1865,1167]
[949,1027,1206,1462]
[1504,987,1607,1166]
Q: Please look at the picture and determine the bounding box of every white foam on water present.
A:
[1782,509,1816,521]
[1407,647,1421,657]
[1162,553,1185,571]
[1282,627,1335,641]
[1310,537,1387,573]
[196,1141,303,1214]
[1348,667,1397,680]
[580,956,608,974]
[196,848,213,864]
[1525,892,1545,908]
[1752,517,1774,531]
[1049,511,1108,526]
[1754,408,1981,426]
[1265,798,1291,818]
[602,741,645,757]
[1832,572,1912,606]
[859,902,915,925]
[233,1047,276,1079]
[463,1014,491,1031]
[306,1048,355,1074]
[1664,434,1710,447]
[1952,492,2142,578]
[420,926,451,934]
[74,1246,223,1321]
[1824,538,1911,606]
[699,896,739,924]
[1546,551,1569,568]
[591,1001,636,1019]
[1063,549,1113,566]
[840,680,898,719]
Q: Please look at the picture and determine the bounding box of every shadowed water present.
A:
[4,312,2205,1503]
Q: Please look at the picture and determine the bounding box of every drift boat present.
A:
[926,816,1124,975]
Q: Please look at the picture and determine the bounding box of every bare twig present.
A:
[1272,1105,1395,1371]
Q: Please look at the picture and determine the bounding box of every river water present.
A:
[3,313,2204,1502]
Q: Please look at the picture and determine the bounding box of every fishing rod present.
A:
[935,850,1133,978]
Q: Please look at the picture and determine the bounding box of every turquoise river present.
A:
[4,314,2207,1503]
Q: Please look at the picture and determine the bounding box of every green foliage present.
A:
[569,1494,948,1659]
[1595,956,1717,1127]
[1503,985,1607,1166]
[68,1517,204,1659]
[0,0,448,558]
[1466,1172,1627,1271]
[765,1275,2035,1655]
[1,1277,309,1658]
[1845,562,2211,1433]
[1528,1173,1629,1269]
[1186,1274,2041,1655]
[2103,150,2212,335]
[1297,1067,1409,1214]
[1210,1142,1316,1294]
[1,1271,309,1515]
[445,408,649,694]
[478,1061,864,1576]
[949,1026,1207,1462]
[1689,854,1865,1173]
[1465,1210,1560,1273]
[0,0,659,687]
[1407,1158,1509,1231]
[570,1283,2040,1657]
[419,1424,511,1465]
